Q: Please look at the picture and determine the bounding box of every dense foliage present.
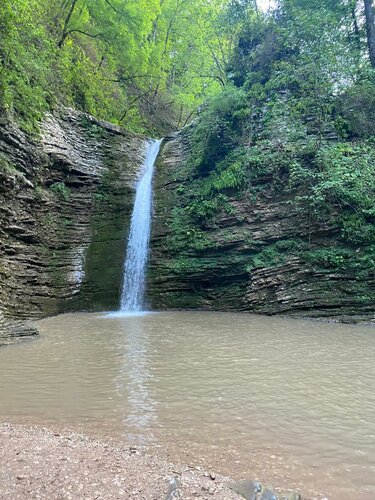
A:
[1,0,374,138]
[0,0,237,133]
[170,0,375,277]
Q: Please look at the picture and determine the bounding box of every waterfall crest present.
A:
[120,139,162,312]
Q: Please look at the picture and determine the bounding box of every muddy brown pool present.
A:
[0,311,374,498]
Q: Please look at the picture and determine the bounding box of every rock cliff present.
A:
[0,109,145,342]
[149,131,375,322]
[0,112,373,344]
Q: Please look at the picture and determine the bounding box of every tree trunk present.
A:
[58,0,78,48]
[351,3,361,51]
[364,0,375,68]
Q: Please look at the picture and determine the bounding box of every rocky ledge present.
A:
[0,312,38,346]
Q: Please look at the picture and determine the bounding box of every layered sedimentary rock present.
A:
[149,132,375,321]
[0,110,373,343]
[0,109,145,342]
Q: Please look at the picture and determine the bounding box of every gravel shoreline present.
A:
[0,422,246,499]
[0,422,314,500]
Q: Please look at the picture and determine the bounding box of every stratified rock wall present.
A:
[0,111,373,342]
[0,109,145,333]
[149,132,375,321]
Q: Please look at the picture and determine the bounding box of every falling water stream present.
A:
[120,139,162,312]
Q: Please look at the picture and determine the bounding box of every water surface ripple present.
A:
[0,311,374,498]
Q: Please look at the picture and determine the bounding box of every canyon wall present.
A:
[0,109,145,342]
[0,112,373,345]
[149,132,375,322]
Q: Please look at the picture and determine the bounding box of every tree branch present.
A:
[182,108,197,127]
[111,74,155,83]
[364,0,375,68]
[58,0,78,47]
[120,90,154,121]
[103,0,122,15]
[59,29,110,47]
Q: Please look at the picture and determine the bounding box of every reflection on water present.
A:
[0,311,374,498]
[115,316,157,429]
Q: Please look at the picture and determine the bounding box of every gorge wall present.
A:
[149,131,375,322]
[0,109,145,342]
[0,111,373,345]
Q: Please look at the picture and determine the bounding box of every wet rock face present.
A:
[149,132,375,321]
[0,109,145,326]
[0,311,39,346]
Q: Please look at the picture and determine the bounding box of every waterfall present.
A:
[120,139,162,312]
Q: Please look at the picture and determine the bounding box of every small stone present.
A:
[210,473,216,480]
[16,475,27,480]
[229,479,262,499]
[260,488,277,500]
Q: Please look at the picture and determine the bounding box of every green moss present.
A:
[0,154,27,181]
[34,185,49,201]
[0,155,15,173]
[79,116,106,139]
[49,182,70,201]
[302,245,375,277]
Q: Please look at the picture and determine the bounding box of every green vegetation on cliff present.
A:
[173,0,374,262]
[1,0,374,139]
[149,0,374,316]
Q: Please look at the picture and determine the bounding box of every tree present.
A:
[364,0,375,67]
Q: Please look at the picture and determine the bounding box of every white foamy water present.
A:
[120,139,162,312]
